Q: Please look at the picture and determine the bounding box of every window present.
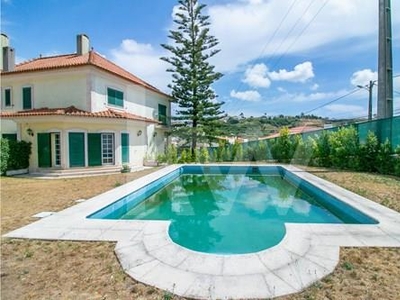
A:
[3,88,12,107]
[107,88,124,107]
[2,133,17,141]
[22,87,32,110]
[158,104,167,125]
[53,133,61,166]
[101,133,114,164]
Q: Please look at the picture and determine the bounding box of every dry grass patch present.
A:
[1,167,399,299]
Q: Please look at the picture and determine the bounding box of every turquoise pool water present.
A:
[89,166,377,254]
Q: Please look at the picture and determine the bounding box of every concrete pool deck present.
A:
[4,164,400,299]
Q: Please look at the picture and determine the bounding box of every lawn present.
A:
[1,167,399,300]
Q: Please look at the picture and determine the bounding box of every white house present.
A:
[0,34,171,173]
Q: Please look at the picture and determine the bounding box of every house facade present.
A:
[0,34,171,172]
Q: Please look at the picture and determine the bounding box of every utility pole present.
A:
[358,80,376,121]
[377,0,393,119]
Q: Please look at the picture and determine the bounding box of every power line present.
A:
[270,0,330,70]
[225,0,304,116]
[303,88,362,115]
[226,0,323,116]
[257,0,299,63]
[267,0,318,63]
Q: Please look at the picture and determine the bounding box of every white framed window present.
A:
[107,87,124,107]
[2,88,12,107]
[101,133,114,164]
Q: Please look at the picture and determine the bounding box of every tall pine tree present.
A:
[161,0,224,155]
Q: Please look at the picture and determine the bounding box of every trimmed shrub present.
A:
[0,138,10,175]
[328,127,359,169]
[358,131,379,172]
[375,139,394,175]
[232,140,243,161]
[199,147,209,164]
[7,140,32,170]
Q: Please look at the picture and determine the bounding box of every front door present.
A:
[69,132,85,167]
[38,133,51,168]
[88,133,102,166]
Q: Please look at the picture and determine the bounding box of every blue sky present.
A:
[2,0,400,119]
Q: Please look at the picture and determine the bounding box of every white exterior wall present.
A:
[1,68,89,112]
[1,66,171,170]
[90,69,170,120]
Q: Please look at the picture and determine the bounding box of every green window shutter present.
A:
[38,133,52,168]
[2,134,17,141]
[158,104,167,125]
[88,133,102,166]
[115,90,123,107]
[5,89,11,106]
[107,88,115,105]
[22,87,32,110]
[107,88,123,107]
[121,133,129,163]
[69,133,85,167]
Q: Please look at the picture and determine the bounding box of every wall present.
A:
[1,69,89,112]
[90,69,171,122]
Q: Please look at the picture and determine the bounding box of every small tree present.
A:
[161,0,225,156]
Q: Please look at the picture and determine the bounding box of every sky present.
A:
[1,0,400,119]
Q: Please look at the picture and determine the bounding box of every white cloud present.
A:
[310,83,319,91]
[230,90,261,102]
[243,63,271,88]
[268,61,314,83]
[277,87,287,93]
[206,0,397,72]
[350,69,378,87]
[110,39,170,92]
[325,104,366,117]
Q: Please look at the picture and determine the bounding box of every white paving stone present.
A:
[3,164,400,300]
[178,253,225,275]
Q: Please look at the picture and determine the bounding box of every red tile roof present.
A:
[261,126,322,139]
[2,51,169,97]
[0,106,159,123]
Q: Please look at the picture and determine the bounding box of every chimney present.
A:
[76,34,90,55]
[1,33,15,72]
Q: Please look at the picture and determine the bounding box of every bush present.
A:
[199,147,209,164]
[314,132,331,167]
[328,127,359,169]
[375,139,394,175]
[231,140,243,161]
[0,138,10,175]
[358,131,379,172]
[7,140,32,170]
[156,153,167,164]
[166,144,178,164]
[394,146,400,177]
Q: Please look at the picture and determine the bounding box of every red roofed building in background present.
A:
[1,34,171,174]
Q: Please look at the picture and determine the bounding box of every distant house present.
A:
[0,34,171,173]
[260,125,322,140]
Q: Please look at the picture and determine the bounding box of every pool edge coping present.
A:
[3,164,400,299]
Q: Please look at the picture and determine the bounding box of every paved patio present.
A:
[4,165,400,299]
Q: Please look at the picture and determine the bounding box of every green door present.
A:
[88,133,102,166]
[121,133,129,163]
[38,133,51,168]
[69,132,85,167]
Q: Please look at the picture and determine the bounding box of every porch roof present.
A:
[0,106,160,124]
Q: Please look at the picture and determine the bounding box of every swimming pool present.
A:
[5,164,400,299]
[89,165,377,254]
